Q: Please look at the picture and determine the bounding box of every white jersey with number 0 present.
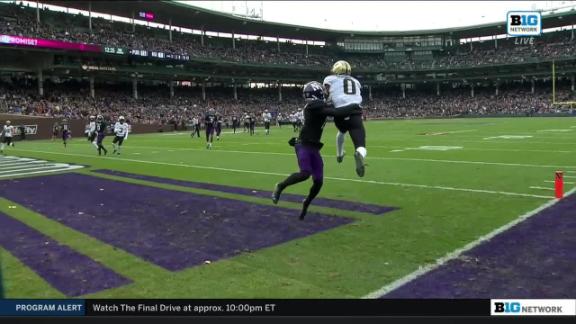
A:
[323,74,362,109]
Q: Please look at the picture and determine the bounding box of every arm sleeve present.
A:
[314,103,348,118]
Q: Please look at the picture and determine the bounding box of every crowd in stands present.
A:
[1,2,576,70]
[363,87,571,119]
[1,78,574,126]
[1,3,576,125]
[0,79,304,127]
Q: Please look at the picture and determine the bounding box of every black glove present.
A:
[288,137,298,147]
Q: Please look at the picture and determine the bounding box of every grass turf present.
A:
[1,117,575,298]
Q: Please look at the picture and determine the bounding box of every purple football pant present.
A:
[295,144,324,182]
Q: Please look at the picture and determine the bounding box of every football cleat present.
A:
[272,183,282,204]
[299,199,311,221]
[336,152,345,163]
[354,151,365,177]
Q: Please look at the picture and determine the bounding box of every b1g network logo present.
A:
[491,299,576,316]
[507,11,542,36]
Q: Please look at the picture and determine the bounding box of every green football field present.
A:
[1,117,575,298]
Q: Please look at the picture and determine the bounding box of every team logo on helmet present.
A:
[303,81,325,102]
[331,60,352,75]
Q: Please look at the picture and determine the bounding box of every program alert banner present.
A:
[0,299,573,317]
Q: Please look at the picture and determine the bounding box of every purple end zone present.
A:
[0,212,131,297]
[0,173,352,271]
[382,195,576,298]
[92,169,396,215]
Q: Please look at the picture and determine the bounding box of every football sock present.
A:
[279,172,310,189]
[92,141,98,149]
[356,147,367,159]
[300,180,323,220]
[306,179,323,203]
[336,131,345,157]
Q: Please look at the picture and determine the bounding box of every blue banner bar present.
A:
[0,300,85,316]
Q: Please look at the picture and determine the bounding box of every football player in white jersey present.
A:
[297,109,304,130]
[262,110,272,135]
[323,60,367,177]
[112,116,129,155]
[1,120,15,154]
[87,115,98,149]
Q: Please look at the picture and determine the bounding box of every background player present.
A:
[112,116,129,155]
[1,120,15,154]
[61,118,70,148]
[191,115,200,138]
[215,114,223,140]
[248,113,256,136]
[297,108,304,131]
[51,121,59,141]
[87,115,98,148]
[277,112,283,128]
[262,109,272,135]
[323,60,367,177]
[243,112,250,133]
[290,112,298,133]
[232,114,239,133]
[205,108,216,149]
[272,81,350,220]
[95,114,108,156]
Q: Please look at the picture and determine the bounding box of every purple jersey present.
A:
[204,113,216,127]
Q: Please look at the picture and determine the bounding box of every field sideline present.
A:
[1,117,575,298]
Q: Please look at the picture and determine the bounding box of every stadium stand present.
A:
[1,1,576,127]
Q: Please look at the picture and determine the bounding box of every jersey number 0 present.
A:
[343,78,357,95]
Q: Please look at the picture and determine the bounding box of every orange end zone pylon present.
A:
[555,171,564,199]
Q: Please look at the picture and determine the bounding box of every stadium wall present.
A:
[0,114,174,140]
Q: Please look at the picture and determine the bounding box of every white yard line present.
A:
[362,187,576,299]
[544,180,576,185]
[0,160,49,168]
[54,144,576,169]
[0,165,84,178]
[11,149,553,199]
[370,145,574,154]
[529,186,555,191]
[0,163,53,171]
[0,164,71,174]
